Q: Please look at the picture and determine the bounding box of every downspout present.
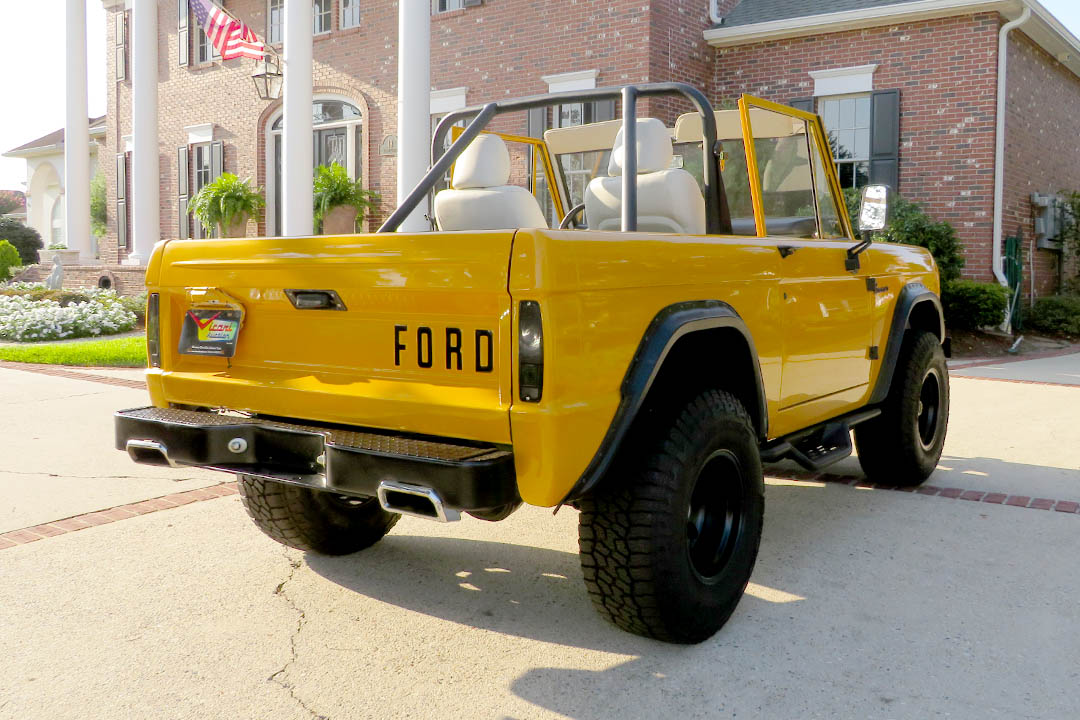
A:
[992,5,1031,294]
[709,0,724,25]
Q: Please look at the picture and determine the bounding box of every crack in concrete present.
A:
[268,549,329,720]
[0,469,206,482]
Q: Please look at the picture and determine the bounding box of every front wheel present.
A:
[238,476,399,555]
[577,389,765,643]
[855,330,950,486]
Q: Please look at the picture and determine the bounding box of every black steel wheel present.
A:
[578,389,764,643]
[855,330,950,486]
[238,476,399,555]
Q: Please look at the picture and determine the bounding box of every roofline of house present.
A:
[705,0,1080,79]
[2,129,106,160]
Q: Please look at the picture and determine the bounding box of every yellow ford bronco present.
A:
[116,83,949,643]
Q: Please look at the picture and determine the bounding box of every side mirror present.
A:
[858,184,891,233]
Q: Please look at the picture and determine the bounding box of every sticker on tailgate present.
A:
[178,308,243,357]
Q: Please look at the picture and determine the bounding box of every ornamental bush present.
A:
[0,239,21,280]
[0,288,137,342]
[843,188,965,282]
[940,279,1009,330]
[1027,295,1080,337]
[0,217,43,265]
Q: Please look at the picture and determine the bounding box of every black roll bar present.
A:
[377,82,722,234]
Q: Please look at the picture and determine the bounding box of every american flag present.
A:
[191,0,265,61]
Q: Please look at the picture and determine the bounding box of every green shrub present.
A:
[1027,295,1080,336]
[0,239,21,280]
[189,172,265,236]
[90,173,107,238]
[0,217,42,265]
[313,162,379,231]
[843,188,965,282]
[119,292,148,325]
[941,279,1008,329]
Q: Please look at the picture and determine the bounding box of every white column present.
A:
[282,0,313,237]
[396,0,431,232]
[126,0,160,265]
[64,0,91,263]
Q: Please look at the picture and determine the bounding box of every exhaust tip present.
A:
[126,439,178,468]
[376,481,460,523]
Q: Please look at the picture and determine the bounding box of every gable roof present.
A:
[3,116,106,157]
[722,0,928,28]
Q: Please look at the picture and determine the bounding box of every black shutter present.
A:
[177,146,190,238]
[116,154,128,249]
[594,99,616,122]
[115,13,128,81]
[527,107,547,139]
[210,141,224,180]
[178,0,190,67]
[869,89,900,191]
[789,97,814,113]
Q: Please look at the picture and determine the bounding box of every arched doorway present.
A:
[266,97,364,235]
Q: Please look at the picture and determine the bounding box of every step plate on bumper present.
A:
[115,407,518,511]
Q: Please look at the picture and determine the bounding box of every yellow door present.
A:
[778,240,872,408]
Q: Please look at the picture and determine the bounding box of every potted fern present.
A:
[190,173,265,238]
[313,163,379,234]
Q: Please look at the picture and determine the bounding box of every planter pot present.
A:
[322,205,359,235]
[219,214,250,238]
[38,249,81,266]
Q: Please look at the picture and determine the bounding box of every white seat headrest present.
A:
[451,134,511,189]
[608,118,673,176]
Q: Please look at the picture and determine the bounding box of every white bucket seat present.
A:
[433,134,548,231]
[583,118,706,235]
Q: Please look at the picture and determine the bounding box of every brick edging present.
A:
[0,482,238,550]
[768,469,1080,514]
[0,361,146,389]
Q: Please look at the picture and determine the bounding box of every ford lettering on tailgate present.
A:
[394,325,494,372]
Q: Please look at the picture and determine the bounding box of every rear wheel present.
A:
[577,389,764,643]
[855,330,949,486]
[238,476,399,555]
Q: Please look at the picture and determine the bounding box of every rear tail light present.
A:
[518,300,543,402]
[146,293,161,368]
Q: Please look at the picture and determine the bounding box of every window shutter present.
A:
[594,100,616,123]
[210,141,224,180]
[178,0,190,67]
[115,13,128,81]
[789,97,814,113]
[869,89,900,190]
[177,146,190,238]
[115,153,128,249]
[527,107,547,139]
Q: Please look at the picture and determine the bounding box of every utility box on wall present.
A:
[1032,192,1064,251]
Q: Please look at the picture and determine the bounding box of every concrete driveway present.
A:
[1,355,1078,720]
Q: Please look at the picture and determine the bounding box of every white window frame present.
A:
[313,0,332,34]
[809,64,877,98]
[432,0,464,14]
[817,93,872,191]
[196,24,221,64]
[341,0,361,29]
[267,0,283,45]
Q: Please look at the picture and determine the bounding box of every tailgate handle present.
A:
[285,289,347,311]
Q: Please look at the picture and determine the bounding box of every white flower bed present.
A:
[0,287,137,342]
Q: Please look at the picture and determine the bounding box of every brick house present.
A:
[92,0,1078,298]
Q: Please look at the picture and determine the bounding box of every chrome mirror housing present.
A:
[858,184,891,233]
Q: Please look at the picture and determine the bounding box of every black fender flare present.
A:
[868,282,946,405]
[560,300,767,503]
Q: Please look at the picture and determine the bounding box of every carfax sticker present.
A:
[178,308,243,357]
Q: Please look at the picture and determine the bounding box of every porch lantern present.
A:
[252,56,283,101]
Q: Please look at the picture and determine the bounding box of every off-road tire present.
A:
[577,389,764,643]
[854,330,949,486]
[238,476,399,555]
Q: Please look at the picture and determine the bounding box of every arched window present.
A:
[268,99,363,234]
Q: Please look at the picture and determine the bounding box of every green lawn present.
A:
[0,334,147,367]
